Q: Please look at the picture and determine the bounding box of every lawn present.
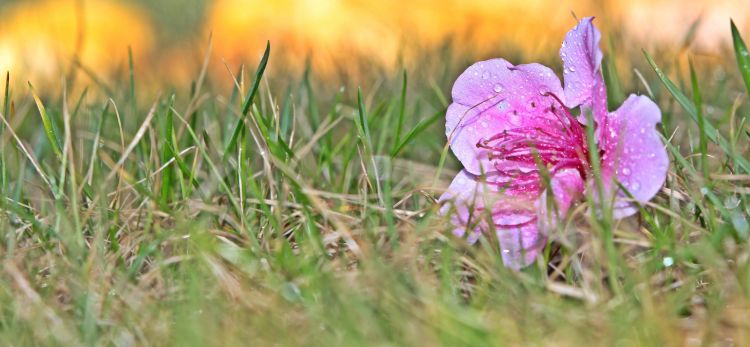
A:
[0,11,749,347]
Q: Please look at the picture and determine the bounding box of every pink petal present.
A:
[495,168,583,269]
[438,170,489,243]
[446,59,564,175]
[496,223,543,270]
[439,170,542,270]
[537,168,585,230]
[561,17,603,109]
[440,170,585,270]
[560,17,608,128]
[600,95,669,218]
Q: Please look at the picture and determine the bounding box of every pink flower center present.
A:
[475,92,591,196]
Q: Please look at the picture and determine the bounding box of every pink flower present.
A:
[439,17,669,270]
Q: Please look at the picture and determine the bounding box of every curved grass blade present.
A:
[390,109,441,157]
[643,50,750,173]
[225,41,270,158]
[29,82,63,160]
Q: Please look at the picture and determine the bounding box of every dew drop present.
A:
[563,68,570,74]
[631,182,640,191]
[569,67,576,72]
[482,72,490,80]
[662,257,674,267]
[622,167,631,175]
[481,121,489,129]
[493,84,503,93]
[497,101,509,110]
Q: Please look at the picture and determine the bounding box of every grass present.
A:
[0,20,749,347]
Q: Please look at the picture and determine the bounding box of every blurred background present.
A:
[0,0,747,92]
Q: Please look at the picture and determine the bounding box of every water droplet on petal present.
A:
[631,182,640,191]
[481,121,489,129]
[493,84,503,93]
[622,168,631,175]
[482,72,490,80]
[497,101,509,110]
[569,67,576,72]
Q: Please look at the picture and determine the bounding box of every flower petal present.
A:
[496,223,543,270]
[446,59,564,175]
[438,170,488,243]
[601,95,669,218]
[439,170,542,270]
[537,168,585,229]
[560,17,603,110]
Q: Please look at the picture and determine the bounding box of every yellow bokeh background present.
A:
[0,0,747,89]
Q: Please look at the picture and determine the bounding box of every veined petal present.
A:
[446,59,564,175]
[601,95,669,218]
[561,17,603,109]
[439,170,543,270]
[561,17,608,127]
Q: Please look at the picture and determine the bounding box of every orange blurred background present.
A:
[0,0,747,90]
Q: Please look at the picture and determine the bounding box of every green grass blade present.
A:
[3,71,9,117]
[160,96,176,205]
[688,58,709,181]
[356,87,372,149]
[128,46,137,112]
[643,50,750,173]
[393,70,407,149]
[225,41,271,157]
[29,82,63,160]
[390,109,441,157]
[731,20,750,96]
